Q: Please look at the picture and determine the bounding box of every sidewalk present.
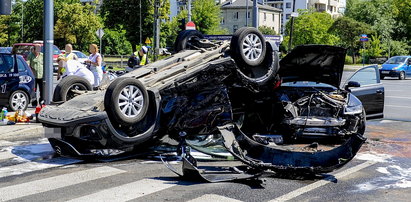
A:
[344,64,378,71]
[0,107,44,141]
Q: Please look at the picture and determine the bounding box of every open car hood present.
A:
[279,45,347,87]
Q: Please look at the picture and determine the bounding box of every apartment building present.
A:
[220,0,282,34]
[265,0,345,33]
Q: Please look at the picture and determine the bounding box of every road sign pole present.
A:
[43,0,53,105]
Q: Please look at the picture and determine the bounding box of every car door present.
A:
[345,65,384,119]
[0,54,19,103]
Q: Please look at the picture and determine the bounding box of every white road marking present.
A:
[269,161,377,202]
[188,194,242,202]
[0,166,126,201]
[385,105,411,109]
[0,157,82,178]
[386,96,411,100]
[67,178,178,202]
[0,151,16,161]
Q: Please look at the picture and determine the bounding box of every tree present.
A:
[102,27,133,55]
[54,3,103,51]
[101,0,170,52]
[283,10,339,51]
[258,26,277,35]
[191,0,225,34]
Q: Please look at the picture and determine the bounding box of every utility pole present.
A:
[245,0,249,26]
[287,0,296,52]
[252,0,258,28]
[153,0,161,61]
[187,0,192,22]
[43,0,54,104]
[139,0,142,44]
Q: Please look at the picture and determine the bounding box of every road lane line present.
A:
[188,194,242,202]
[0,166,125,201]
[0,157,82,178]
[269,161,377,202]
[386,96,411,99]
[385,105,411,109]
[67,178,178,202]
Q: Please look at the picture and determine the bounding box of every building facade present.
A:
[265,0,345,33]
[221,0,282,34]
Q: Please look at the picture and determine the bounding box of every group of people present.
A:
[27,43,104,103]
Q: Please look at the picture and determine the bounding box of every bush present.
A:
[345,55,354,64]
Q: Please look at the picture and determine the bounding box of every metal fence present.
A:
[102,55,129,69]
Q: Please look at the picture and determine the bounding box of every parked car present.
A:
[0,53,36,111]
[12,42,61,72]
[39,28,384,175]
[0,47,12,53]
[72,50,89,63]
[379,56,411,80]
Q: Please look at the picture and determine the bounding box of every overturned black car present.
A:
[39,28,384,176]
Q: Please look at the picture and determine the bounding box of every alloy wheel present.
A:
[118,85,144,118]
[242,33,263,62]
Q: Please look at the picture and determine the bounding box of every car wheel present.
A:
[399,71,405,80]
[174,30,204,53]
[53,76,92,102]
[9,90,29,111]
[104,77,149,126]
[230,27,266,67]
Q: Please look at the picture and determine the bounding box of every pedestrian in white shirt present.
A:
[85,44,103,88]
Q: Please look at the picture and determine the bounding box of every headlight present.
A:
[344,94,363,115]
[392,66,400,70]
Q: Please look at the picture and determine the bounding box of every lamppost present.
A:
[21,0,27,42]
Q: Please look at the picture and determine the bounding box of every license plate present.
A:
[381,71,390,74]
[44,127,62,139]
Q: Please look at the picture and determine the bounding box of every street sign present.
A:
[186,21,196,30]
[360,34,368,42]
[361,34,368,38]
[96,28,104,39]
[145,37,152,44]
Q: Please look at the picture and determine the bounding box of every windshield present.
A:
[385,56,407,64]
[0,54,14,73]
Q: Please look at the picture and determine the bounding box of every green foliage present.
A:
[284,10,339,50]
[191,0,225,35]
[329,16,374,63]
[345,55,354,64]
[102,27,132,55]
[381,40,409,56]
[258,26,277,35]
[54,3,103,52]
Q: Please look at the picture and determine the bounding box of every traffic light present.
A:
[0,0,11,15]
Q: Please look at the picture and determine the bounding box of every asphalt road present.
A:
[1,70,410,201]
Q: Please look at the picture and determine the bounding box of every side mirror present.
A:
[345,81,361,92]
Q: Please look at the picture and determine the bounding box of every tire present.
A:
[399,71,405,80]
[8,90,29,111]
[104,77,149,126]
[174,30,204,53]
[230,27,266,67]
[53,76,93,102]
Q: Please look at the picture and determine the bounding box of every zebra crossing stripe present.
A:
[67,178,178,202]
[0,157,82,178]
[0,151,15,161]
[188,194,242,202]
[0,166,126,201]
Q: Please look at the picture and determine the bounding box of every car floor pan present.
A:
[218,124,366,174]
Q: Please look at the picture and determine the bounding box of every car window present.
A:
[348,66,378,86]
[0,54,15,73]
[17,58,27,72]
[385,56,407,64]
[13,45,32,57]
[75,52,87,58]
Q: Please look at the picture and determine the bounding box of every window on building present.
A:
[286,2,291,8]
[286,14,291,19]
[264,13,266,21]
[233,25,238,33]
[233,12,239,19]
[248,12,250,19]
[272,14,275,21]
[221,17,224,24]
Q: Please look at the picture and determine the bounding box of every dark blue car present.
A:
[0,53,36,111]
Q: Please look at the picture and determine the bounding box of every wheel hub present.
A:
[242,33,262,61]
[118,85,144,118]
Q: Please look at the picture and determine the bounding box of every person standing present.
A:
[85,44,103,88]
[27,44,44,103]
[57,44,78,80]
[138,46,149,65]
